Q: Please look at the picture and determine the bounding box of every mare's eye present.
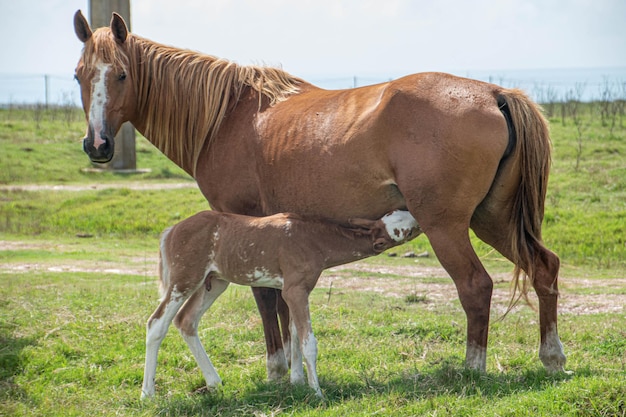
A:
[118,72,127,81]
[73,74,80,85]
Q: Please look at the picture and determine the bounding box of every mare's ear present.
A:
[110,12,128,43]
[74,10,92,43]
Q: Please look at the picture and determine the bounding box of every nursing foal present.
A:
[141,210,419,398]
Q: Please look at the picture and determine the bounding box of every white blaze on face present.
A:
[381,210,419,242]
[89,62,111,150]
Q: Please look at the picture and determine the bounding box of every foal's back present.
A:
[161,210,374,290]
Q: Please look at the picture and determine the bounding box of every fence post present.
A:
[44,75,49,109]
[89,0,137,171]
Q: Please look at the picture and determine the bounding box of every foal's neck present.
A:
[293,221,378,269]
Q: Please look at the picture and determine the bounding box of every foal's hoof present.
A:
[193,385,222,395]
[313,387,324,399]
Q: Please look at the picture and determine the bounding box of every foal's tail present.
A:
[499,89,551,309]
[157,226,174,301]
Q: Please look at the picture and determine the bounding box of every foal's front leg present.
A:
[282,283,322,397]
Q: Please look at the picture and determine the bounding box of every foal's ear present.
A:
[110,12,128,44]
[74,10,92,43]
[373,238,389,254]
[348,218,377,231]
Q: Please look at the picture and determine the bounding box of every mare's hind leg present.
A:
[471,213,566,372]
[174,277,230,389]
[142,287,193,399]
[424,224,494,371]
[534,246,566,372]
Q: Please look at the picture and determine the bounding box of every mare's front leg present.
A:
[174,277,230,389]
[251,287,289,380]
[281,283,322,397]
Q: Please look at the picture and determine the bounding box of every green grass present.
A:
[1,263,624,416]
[1,105,625,415]
[0,107,191,184]
[545,107,626,269]
[0,187,207,238]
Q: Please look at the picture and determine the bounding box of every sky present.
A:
[1,0,625,81]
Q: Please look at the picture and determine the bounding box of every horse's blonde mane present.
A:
[83,28,302,175]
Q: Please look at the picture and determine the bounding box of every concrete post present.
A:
[89,0,137,171]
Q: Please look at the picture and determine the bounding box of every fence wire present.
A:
[1,69,625,107]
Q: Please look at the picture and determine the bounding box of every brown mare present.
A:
[142,210,420,398]
[73,10,566,383]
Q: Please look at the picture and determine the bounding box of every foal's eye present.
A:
[118,72,127,81]
[73,74,80,85]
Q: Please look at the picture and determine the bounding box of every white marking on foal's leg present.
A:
[177,279,229,389]
[465,343,487,372]
[288,320,305,385]
[142,316,166,399]
[301,331,322,397]
[89,62,110,150]
[141,293,186,399]
[539,323,567,373]
[181,333,222,387]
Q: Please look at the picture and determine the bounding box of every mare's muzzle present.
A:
[83,133,114,163]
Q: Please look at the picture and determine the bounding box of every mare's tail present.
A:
[499,89,552,309]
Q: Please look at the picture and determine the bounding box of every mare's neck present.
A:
[127,36,246,177]
[126,35,303,178]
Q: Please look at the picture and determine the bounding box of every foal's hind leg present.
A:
[174,277,230,389]
[142,287,193,399]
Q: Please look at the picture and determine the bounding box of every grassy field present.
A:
[1,104,625,416]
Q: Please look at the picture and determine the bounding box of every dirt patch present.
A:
[0,240,64,252]
[1,240,624,315]
[0,182,198,192]
[319,263,626,316]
